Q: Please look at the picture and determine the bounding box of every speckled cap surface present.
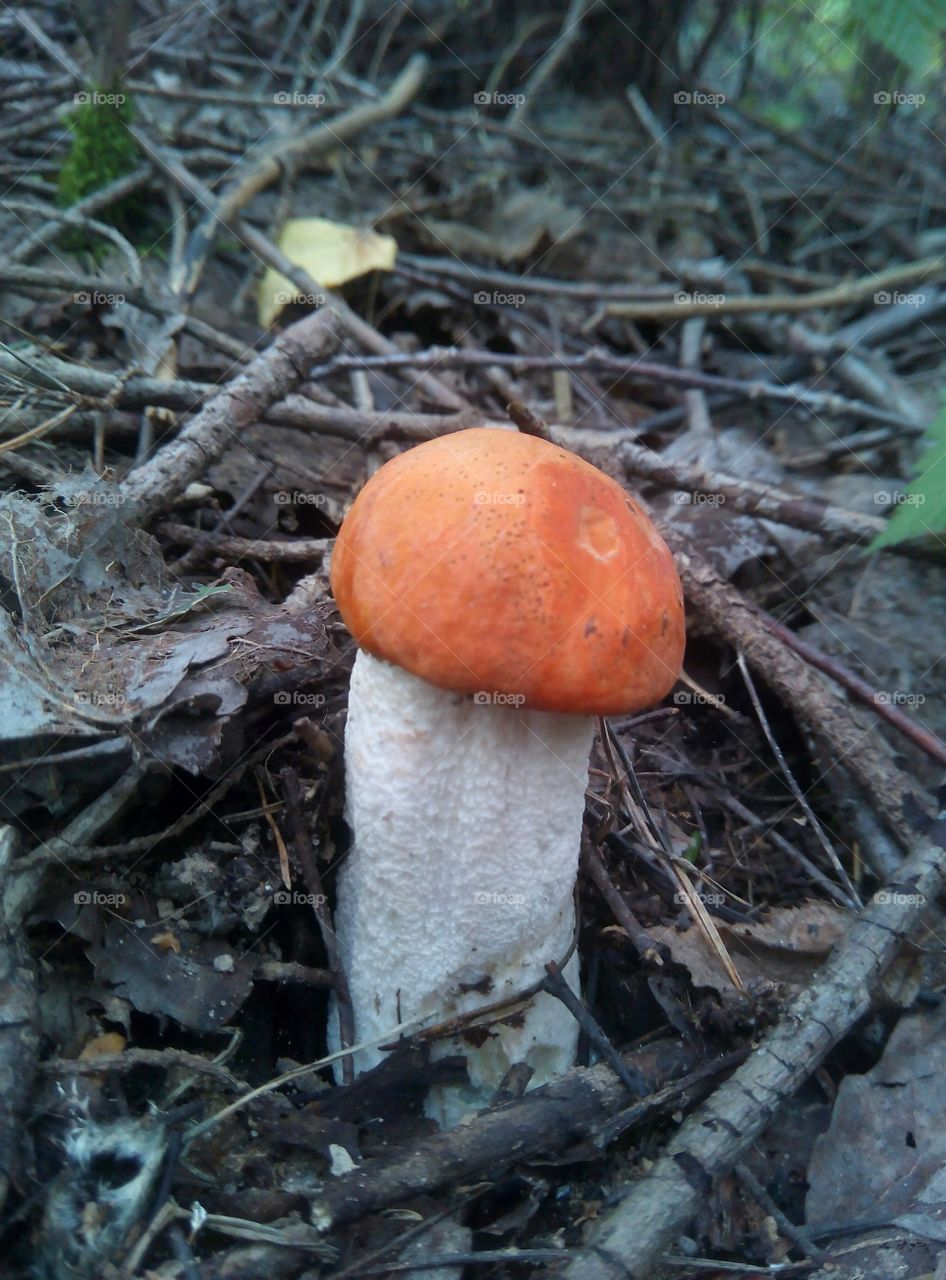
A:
[330,428,685,714]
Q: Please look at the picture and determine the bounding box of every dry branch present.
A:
[658,527,933,842]
[40,1047,245,1089]
[119,307,340,520]
[179,53,428,304]
[0,829,38,1214]
[311,1040,724,1233]
[563,818,946,1280]
[765,616,946,770]
[605,253,946,318]
[0,349,466,443]
[160,524,331,563]
[7,167,152,263]
[233,218,471,415]
[615,439,940,561]
[309,348,921,430]
[0,264,254,362]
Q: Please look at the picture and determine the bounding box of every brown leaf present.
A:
[721,902,850,957]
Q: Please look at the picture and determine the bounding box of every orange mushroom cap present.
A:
[330,428,685,715]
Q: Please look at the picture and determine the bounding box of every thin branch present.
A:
[307,348,922,431]
[563,822,946,1280]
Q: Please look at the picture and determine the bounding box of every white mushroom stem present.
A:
[329,649,595,1128]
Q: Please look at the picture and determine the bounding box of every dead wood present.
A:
[310,1039,722,1233]
[657,527,934,844]
[159,523,332,563]
[307,347,921,430]
[119,307,340,520]
[170,54,428,309]
[616,438,941,560]
[562,818,946,1280]
[605,253,946,319]
[0,829,38,1214]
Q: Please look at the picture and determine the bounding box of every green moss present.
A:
[56,87,142,255]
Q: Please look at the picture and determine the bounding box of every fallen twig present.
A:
[583,843,668,965]
[542,958,648,1096]
[0,263,255,363]
[0,828,38,1214]
[159,524,331,563]
[605,253,946,319]
[280,766,354,1081]
[657,526,933,841]
[307,348,922,430]
[736,652,860,904]
[0,350,466,443]
[119,307,340,520]
[613,438,940,561]
[563,818,946,1280]
[172,53,427,309]
[759,613,946,771]
[310,1040,726,1233]
[39,1046,246,1089]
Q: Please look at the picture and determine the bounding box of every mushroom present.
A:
[328,427,684,1127]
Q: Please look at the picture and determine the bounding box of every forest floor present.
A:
[1,5,945,1279]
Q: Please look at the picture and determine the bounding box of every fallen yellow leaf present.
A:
[79,1031,126,1060]
[150,930,182,954]
[258,217,397,327]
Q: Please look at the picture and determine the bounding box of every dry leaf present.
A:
[658,901,851,995]
[420,188,579,263]
[721,902,850,956]
[150,930,182,954]
[804,1004,946,1278]
[259,217,397,326]
[79,1031,126,1060]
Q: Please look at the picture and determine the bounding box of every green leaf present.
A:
[869,400,946,549]
[847,0,946,76]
